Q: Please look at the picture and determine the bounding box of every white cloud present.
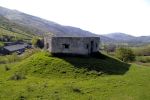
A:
[0,0,150,36]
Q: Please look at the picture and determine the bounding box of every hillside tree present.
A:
[31,37,44,48]
[115,47,135,62]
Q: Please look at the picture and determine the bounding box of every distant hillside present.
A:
[103,33,150,45]
[0,6,120,44]
[0,16,35,42]
[0,6,97,37]
[103,33,135,41]
[99,35,117,44]
[135,36,150,43]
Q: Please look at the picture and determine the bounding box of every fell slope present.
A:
[0,6,98,37]
[0,16,35,42]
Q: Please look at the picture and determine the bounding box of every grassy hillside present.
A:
[13,52,130,78]
[0,27,31,42]
[0,16,36,43]
[0,6,98,37]
[0,51,150,99]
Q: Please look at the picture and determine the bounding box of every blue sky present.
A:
[0,0,150,36]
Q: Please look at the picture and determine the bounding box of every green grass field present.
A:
[0,52,150,100]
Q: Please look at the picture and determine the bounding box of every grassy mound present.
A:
[14,52,130,78]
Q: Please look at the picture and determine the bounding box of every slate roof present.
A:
[3,44,28,52]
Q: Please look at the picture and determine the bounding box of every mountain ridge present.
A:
[0,6,150,45]
[103,33,135,41]
[103,33,150,44]
[0,6,98,37]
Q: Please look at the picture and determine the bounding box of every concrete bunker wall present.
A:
[45,37,100,55]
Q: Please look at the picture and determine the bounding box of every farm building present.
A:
[44,36,100,55]
[0,44,30,55]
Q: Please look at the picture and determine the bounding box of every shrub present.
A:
[4,65,10,71]
[18,95,26,100]
[133,45,150,56]
[136,56,150,63]
[10,73,26,80]
[0,56,8,64]
[72,87,81,93]
[6,53,20,63]
[0,42,4,48]
[103,44,117,53]
[115,47,135,62]
[0,53,20,64]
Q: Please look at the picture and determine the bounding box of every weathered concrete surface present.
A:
[44,36,100,55]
